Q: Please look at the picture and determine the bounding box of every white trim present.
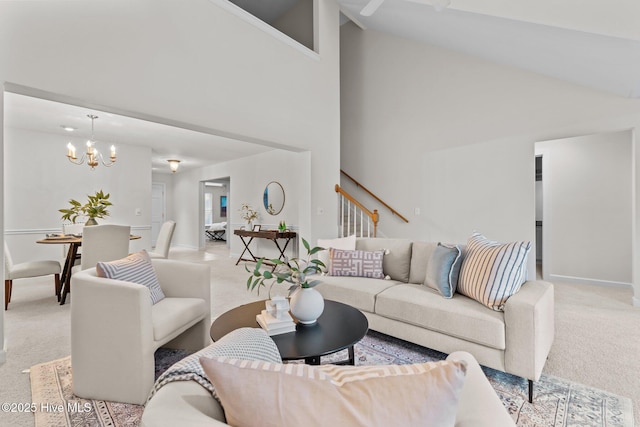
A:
[338,7,368,30]
[0,337,6,365]
[633,296,640,307]
[207,0,320,60]
[548,273,632,289]
[5,225,152,236]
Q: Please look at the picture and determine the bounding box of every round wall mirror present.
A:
[263,181,285,215]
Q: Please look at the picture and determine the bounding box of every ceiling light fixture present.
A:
[66,115,116,169]
[167,159,181,173]
[61,125,76,132]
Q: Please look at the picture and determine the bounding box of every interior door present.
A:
[151,183,165,246]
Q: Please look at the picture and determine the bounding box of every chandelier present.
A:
[66,114,116,169]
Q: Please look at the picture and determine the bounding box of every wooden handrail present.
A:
[340,170,409,223]
[335,184,379,236]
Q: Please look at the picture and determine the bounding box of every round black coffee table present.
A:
[210,299,368,365]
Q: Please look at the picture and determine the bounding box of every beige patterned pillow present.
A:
[200,357,467,427]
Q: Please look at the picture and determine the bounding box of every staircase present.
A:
[335,170,409,238]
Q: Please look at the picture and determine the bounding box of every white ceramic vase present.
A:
[290,287,325,325]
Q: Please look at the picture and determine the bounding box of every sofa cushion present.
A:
[356,238,412,282]
[458,232,531,311]
[424,243,463,298]
[200,356,467,427]
[314,275,400,313]
[408,241,438,284]
[151,297,208,342]
[328,248,385,279]
[96,249,165,304]
[317,235,356,272]
[375,284,506,350]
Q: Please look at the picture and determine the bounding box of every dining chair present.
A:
[73,224,131,273]
[148,221,176,259]
[4,242,61,310]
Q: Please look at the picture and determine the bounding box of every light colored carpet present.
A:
[1,241,638,426]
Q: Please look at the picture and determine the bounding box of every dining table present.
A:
[36,233,141,305]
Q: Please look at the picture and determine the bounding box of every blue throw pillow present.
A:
[424,243,462,298]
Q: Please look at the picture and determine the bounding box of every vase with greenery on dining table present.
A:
[59,189,112,226]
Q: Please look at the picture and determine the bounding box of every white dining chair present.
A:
[4,242,61,310]
[73,224,131,273]
[148,221,176,259]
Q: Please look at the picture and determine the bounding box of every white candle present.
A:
[67,142,74,157]
[110,145,116,158]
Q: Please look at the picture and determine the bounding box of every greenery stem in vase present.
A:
[59,190,112,225]
[246,238,325,299]
[239,203,258,229]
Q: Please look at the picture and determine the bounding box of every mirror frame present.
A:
[263,181,285,215]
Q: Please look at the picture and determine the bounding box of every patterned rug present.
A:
[30,331,634,427]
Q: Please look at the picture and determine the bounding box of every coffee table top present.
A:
[210,299,368,362]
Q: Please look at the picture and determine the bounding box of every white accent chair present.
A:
[149,221,176,259]
[72,224,131,274]
[4,242,61,310]
[71,259,211,404]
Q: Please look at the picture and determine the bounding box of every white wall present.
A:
[537,131,632,286]
[0,0,342,363]
[340,24,640,296]
[273,0,314,51]
[172,149,306,260]
[4,128,152,262]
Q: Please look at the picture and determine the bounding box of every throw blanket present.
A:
[148,327,281,402]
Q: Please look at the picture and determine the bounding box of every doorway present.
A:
[201,178,230,250]
[151,183,166,247]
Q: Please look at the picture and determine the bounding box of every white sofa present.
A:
[142,330,516,427]
[314,238,555,402]
[71,259,211,405]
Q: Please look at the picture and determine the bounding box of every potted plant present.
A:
[247,238,326,324]
[59,190,112,225]
[239,203,258,229]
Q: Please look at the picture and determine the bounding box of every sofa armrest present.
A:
[503,280,555,381]
[152,259,210,301]
[71,270,156,403]
[447,351,515,427]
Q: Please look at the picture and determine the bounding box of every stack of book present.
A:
[256,310,296,336]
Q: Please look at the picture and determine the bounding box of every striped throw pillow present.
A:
[458,232,531,311]
[96,249,165,304]
[200,357,467,427]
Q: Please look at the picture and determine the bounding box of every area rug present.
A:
[30,331,634,427]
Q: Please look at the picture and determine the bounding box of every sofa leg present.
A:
[528,379,534,403]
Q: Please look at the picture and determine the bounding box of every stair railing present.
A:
[340,169,409,223]
[335,184,378,237]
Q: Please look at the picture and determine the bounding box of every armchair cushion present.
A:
[201,357,467,427]
[97,249,165,304]
[152,298,208,342]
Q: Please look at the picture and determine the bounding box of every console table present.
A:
[234,229,297,268]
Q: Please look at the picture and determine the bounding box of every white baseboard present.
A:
[0,338,6,365]
[632,296,640,308]
[548,274,632,289]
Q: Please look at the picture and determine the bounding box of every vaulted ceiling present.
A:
[338,0,640,98]
[6,0,640,175]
